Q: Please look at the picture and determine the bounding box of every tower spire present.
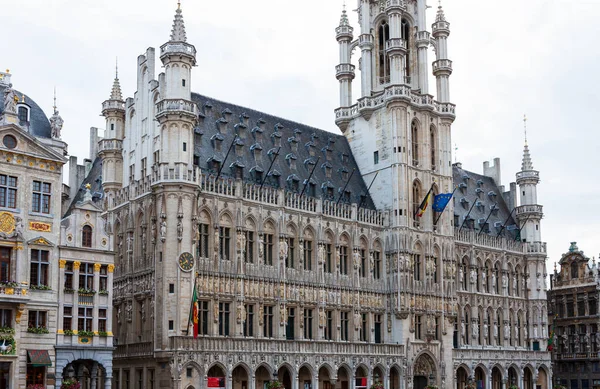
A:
[339,2,350,27]
[521,115,534,171]
[170,1,187,42]
[110,62,123,101]
[436,0,446,22]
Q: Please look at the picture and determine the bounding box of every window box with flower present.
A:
[64,288,75,294]
[0,327,15,335]
[0,334,15,355]
[27,326,50,334]
[78,288,96,295]
[30,284,51,291]
[64,329,75,336]
[78,330,95,337]
[507,385,519,389]
[61,378,82,389]
[98,331,108,337]
[98,290,109,296]
[426,385,439,389]
[0,281,20,288]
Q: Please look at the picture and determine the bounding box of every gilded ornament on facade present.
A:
[73,261,81,270]
[94,263,102,272]
[29,221,52,233]
[59,259,66,269]
[0,212,15,235]
[108,264,115,273]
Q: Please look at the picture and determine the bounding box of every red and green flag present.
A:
[188,280,199,338]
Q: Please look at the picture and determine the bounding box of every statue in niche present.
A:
[151,222,157,244]
[470,268,477,284]
[160,220,167,242]
[177,220,183,241]
[279,239,288,261]
[3,88,17,114]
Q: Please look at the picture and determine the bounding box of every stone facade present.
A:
[548,243,600,389]
[101,3,553,389]
[0,70,68,388]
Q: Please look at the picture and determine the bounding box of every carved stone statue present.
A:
[524,325,528,339]
[279,239,288,261]
[49,111,64,138]
[151,222,157,244]
[236,303,245,324]
[369,253,374,272]
[459,266,464,284]
[470,269,477,284]
[160,220,167,242]
[3,88,17,114]
[319,309,326,328]
[534,325,539,339]
[318,245,325,266]
[141,301,146,322]
[514,325,519,340]
[502,274,508,289]
[493,323,498,338]
[492,272,497,292]
[504,323,509,339]
[473,322,479,338]
[258,236,264,260]
[214,229,220,254]
[14,217,24,239]
[461,321,466,341]
[127,235,134,252]
[298,240,304,264]
[353,250,361,270]
[117,306,122,324]
[354,311,361,331]
[126,301,133,322]
[177,220,183,241]
[483,323,489,343]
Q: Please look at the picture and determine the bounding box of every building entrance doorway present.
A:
[0,362,9,389]
[414,376,428,389]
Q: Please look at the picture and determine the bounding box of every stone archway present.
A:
[207,364,227,389]
[390,366,401,389]
[337,366,351,389]
[523,367,533,389]
[373,366,385,387]
[297,365,312,389]
[507,367,518,387]
[491,367,502,389]
[255,365,272,389]
[456,366,469,389]
[355,366,368,389]
[232,365,250,389]
[318,366,332,389]
[474,366,486,389]
[413,354,436,389]
[62,360,107,389]
[278,365,294,389]
[537,367,548,389]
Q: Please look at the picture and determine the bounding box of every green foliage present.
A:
[27,326,50,334]
[78,330,95,337]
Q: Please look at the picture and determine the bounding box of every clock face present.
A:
[178,252,194,272]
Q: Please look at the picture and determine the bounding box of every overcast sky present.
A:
[4,0,599,273]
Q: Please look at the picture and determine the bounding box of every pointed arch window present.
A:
[411,121,419,166]
[82,225,93,248]
[412,180,421,227]
[430,125,437,171]
[377,21,391,85]
[401,18,411,80]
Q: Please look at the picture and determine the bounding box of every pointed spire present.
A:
[436,0,446,22]
[110,60,123,101]
[339,1,350,27]
[170,1,187,42]
[521,114,534,171]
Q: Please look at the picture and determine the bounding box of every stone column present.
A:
[91,362,99,389]
[384,372,389,389]
[73,261,81,334]
[294,374,300,389]
[58,260,66,333]
[93,263,101,340]
[312,369,318,389]
[227,372,233,389]
[107,265,115,338]
[250,374,256,389]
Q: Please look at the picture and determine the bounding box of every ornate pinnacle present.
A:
[170,3,187,42]
[436,2,446,23]
[110,64,123,101]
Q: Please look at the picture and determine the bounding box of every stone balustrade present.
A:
[98,138,123,153]
[155,98,198,118]
[454,228,524,253]
[170,336,404,357]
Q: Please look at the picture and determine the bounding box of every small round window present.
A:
[2,135,17,149]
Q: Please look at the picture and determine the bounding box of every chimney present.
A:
[483,158,502,187]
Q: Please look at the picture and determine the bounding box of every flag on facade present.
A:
[547,314,558,351]
[432,193,453,213]
[416,189,433,218]
[189,280,199,338]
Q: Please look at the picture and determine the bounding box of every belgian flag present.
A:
[188,280,199,338]
[415,187,433,218]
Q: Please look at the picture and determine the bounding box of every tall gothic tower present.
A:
[335,1,457,385]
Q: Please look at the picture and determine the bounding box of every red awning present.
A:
[27,350,52,367]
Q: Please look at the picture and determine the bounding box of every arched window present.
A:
[413,244,422,281]
[486,311,492,346]
[496,312,503,346]
[494,263,500,294]
[461,257,468,291]
[18,106,29,123]
[430,125,437,171]
[411,121,419,166]
[464,309,470,345]
[401,18,411,79]
[412,180,422,227]
[377,21,391,84]
[571,262,579,279]
[82,225,92,248]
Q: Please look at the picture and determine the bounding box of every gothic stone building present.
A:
[548,243,600,389]
[98,2,553,389]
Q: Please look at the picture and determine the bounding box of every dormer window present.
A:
[18,106,29,123]
[308,182,316,197]
[341,153,349,164]
[215,140,222,153]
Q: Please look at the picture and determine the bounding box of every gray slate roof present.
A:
[0,85,52,138]
[63,157,104,217]
[452,164,518,239]
[191,93,375,208]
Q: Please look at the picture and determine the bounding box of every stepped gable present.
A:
[0,84,52,138]
[191,93,375,209]
[453,164,518,238]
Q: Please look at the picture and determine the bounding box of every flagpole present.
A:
[496,207,517,238]
[414,184,434,219]
[477,203,498,237]
[433,186,458,226]
[458,199,477,233]
[187,277,197,335]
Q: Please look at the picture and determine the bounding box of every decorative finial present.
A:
[5,69,9,74]
[53,87,57,114]
[178,0,181,9]
[115,57,119,79]
[523,114,528,145]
